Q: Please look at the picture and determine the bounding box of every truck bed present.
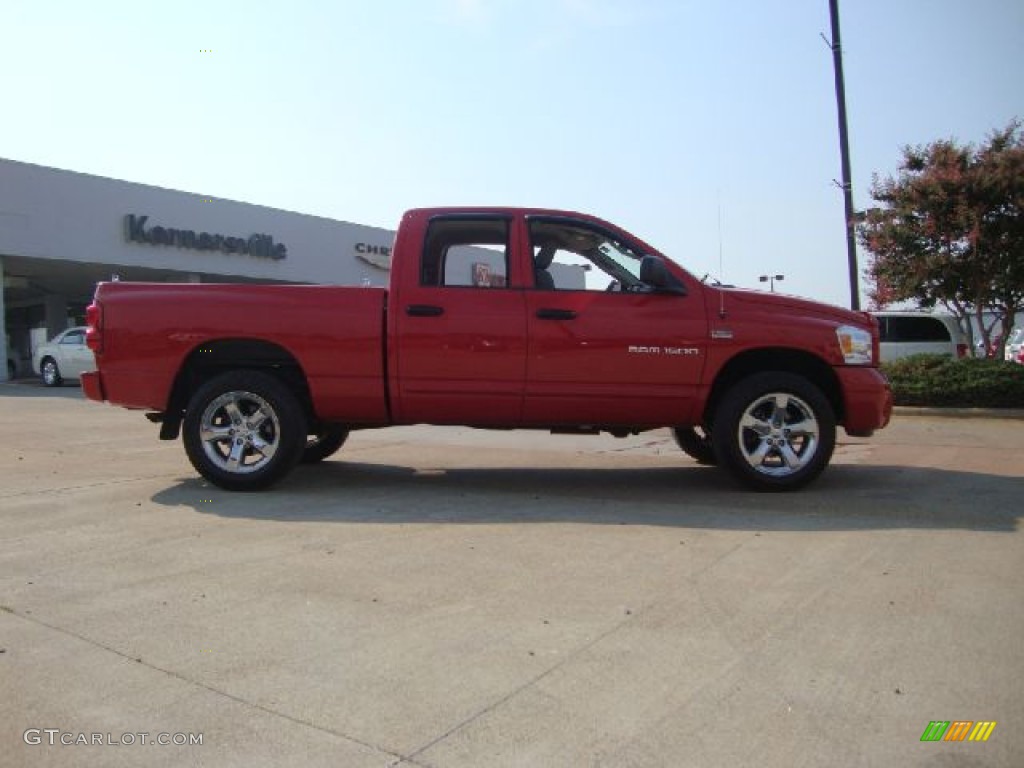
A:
[91,282,390,423]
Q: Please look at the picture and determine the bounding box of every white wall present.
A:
[0,158,396,287]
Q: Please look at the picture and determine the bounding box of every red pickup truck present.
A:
[83,207,891,492]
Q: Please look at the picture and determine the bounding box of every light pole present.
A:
[759,273,785,292]
[827,0,860,310]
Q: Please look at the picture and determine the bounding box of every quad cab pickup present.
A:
[83,207,892,492]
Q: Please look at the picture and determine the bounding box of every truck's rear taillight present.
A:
[86,302,103,353]
[956,343,968,358]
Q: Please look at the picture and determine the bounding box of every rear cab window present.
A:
[421,218,509,288]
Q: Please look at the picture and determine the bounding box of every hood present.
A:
[714,287,872,327]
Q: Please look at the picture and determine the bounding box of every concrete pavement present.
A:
[2,382,1022,766]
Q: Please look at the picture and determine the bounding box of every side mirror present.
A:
[639,256,687,295]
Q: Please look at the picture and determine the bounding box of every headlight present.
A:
[836,325,873,365]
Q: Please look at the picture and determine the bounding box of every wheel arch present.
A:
[161,338,315,439]
[703,348,843,427]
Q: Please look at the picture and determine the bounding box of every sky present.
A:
[1,0,1021,308]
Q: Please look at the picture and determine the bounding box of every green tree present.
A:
[859,120,1024,357]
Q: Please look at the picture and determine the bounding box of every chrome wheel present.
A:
[42,359,61,387]
[712,372,836,491]
[198,390,281,475]
[183,371,306,491]
[736,391,819,477]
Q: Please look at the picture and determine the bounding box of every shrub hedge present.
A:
[880,354,1024,408]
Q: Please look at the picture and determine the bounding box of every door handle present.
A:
[535,308,577,320]
[406,304,445,317]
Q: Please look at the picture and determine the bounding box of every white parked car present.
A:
[32,327,96,386]
[871,311,968,362]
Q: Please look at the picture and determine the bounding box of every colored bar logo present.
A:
[920,721,996,742]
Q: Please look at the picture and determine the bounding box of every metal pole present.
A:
[829,0,861,311]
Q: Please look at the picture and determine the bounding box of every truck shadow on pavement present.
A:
[151,461,1022,533]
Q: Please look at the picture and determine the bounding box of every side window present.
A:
[887,317,951,342]
[528,219,645,292]
[421,218,509,288]
[60,330,84,346]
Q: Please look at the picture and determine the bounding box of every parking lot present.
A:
[2,382,1022,767]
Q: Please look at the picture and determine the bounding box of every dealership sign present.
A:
[124,214,287,260]
[355,242,392,271]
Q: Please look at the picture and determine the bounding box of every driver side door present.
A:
[523,217,708,426]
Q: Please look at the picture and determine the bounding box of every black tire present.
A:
[672,426,717,465]
[711,372,836,492]
[301,424,349,464]
[182,370,307,491]
[41,357,62,387]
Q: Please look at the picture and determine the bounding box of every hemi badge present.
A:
[711,329,734,339]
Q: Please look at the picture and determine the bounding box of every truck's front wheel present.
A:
[711,372,835,491]
[183,371,307,491]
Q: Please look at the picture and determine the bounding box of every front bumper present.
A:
[836,366,893,436]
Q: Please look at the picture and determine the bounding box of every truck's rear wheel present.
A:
[672,426,717,465]
[183,371,307,491]
[301,425,349,464]
[711,372,835,491]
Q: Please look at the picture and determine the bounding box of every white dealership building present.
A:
[0,158,400,380]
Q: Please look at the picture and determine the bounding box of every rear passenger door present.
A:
[392,215,528,424]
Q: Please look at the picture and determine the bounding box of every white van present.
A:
[871,311,968,362]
